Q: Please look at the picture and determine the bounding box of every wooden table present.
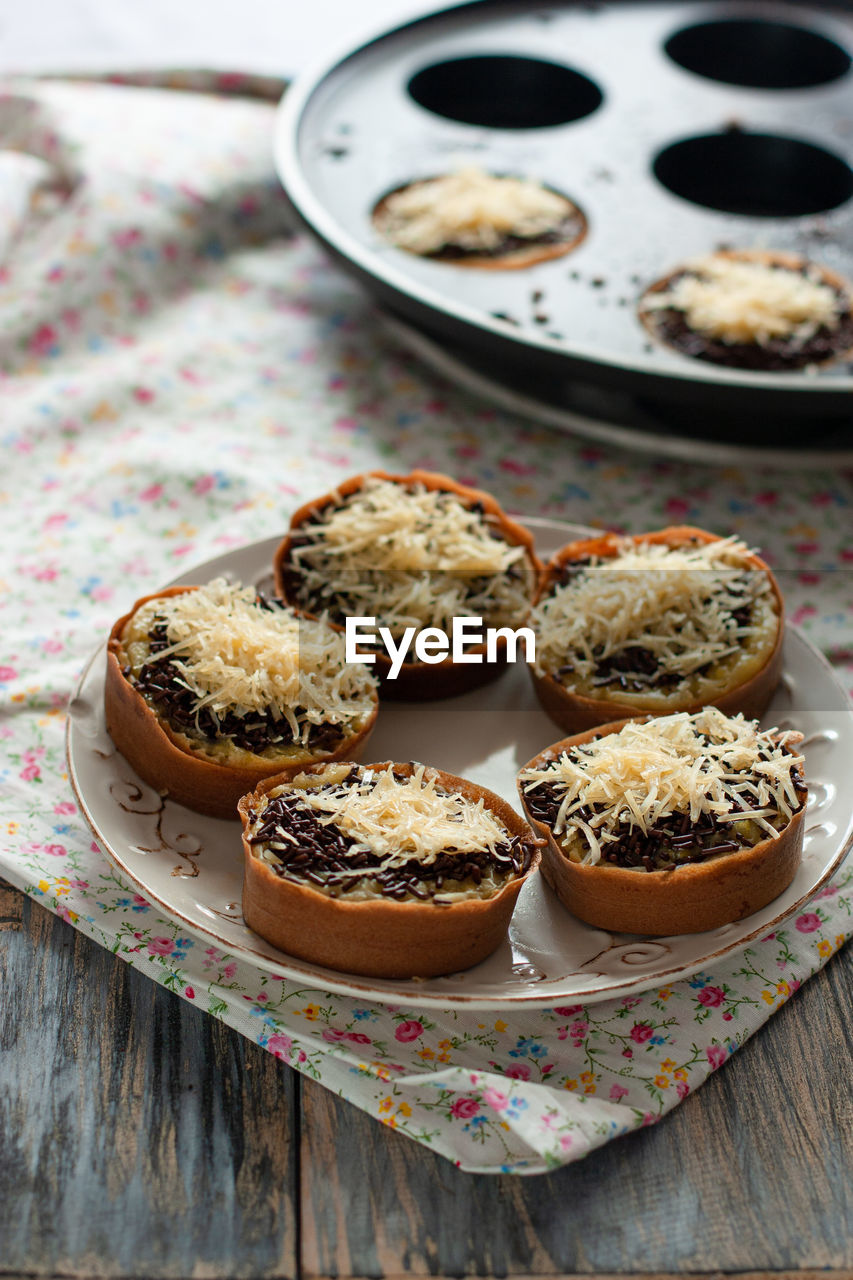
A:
[1,875,850,1279]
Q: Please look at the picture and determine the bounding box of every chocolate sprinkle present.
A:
[546,555,762,693]
[282,488,533,637]
[130,605,345,756]
[525,756,806,873]
[249,770,536,900]
[643,266,853,371]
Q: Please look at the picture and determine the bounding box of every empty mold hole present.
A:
[653,131,853,217]
[664,18,851,90]
[407,55,603,129]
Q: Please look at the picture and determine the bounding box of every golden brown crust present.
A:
[104,585,378,821]
[518,720,805,936]
[530,525,784,735]
[240,761,542,978]
[273,469,543,701]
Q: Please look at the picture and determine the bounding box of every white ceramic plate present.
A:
[67,519,853,1009]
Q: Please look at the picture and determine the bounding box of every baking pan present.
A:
[275,0,853,429]
[382,314,853,464]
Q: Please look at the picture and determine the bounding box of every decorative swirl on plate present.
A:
[68,695,101,737]
[609,943,672,967]
[109,780,204,877]
[198,901,243,921]
[580,940,672,975]
[110,776,164,815]
[709,923,738,938]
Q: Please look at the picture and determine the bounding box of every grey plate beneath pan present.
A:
[67,521,853,1010]
[382,313,853,466]
[276,0,853,422]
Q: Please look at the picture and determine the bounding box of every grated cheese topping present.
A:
[259,763,513,869]
[374,167,576,256]
[289,764,511,864]
[641,254,845,346]
[289,476,534,635]
[519,707,805,865]
[123,578,377,743]
[532,535,778,700]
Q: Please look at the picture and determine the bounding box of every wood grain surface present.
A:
[0,877,850,1279]
[0,882,298,1280]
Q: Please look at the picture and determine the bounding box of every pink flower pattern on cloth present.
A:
[0,75,851,1175]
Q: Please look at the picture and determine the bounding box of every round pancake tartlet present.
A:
[239,760,541,978]
[530,526,783,735]
[518,707,807,936]
[638,249,853,370]
[371,167,587,269]
[274,470,541,699]
[104,579,379,819]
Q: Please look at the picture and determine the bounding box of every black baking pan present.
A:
[275,0,853,434]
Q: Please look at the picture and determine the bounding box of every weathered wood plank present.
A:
[0,883,299,1280]
[300,943,852,1277]
[4,867,849,1279]
[300,1275,853,1280]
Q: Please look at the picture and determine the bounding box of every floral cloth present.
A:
[0,75,851,1175]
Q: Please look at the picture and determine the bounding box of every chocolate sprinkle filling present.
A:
[282,495,532,640]
[128,602,345,756]
[371,179,586,265]
[643,268,853,371]
[525,759,806,872]
[546,557,758,693]
[424,212,585,262]
[248,769,536,900]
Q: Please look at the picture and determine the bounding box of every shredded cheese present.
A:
[374,167,575,256]
[290,476,534,634]
[642,254,844,346]
[532,535,778,703]
[123,578,377,743]
[520,707,804,865]
[253,764,521,899]
[280,764,511,865]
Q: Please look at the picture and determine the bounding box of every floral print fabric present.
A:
[0,75,851,1175]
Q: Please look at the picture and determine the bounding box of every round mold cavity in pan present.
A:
[664,16,852,90]
[407,53,604,128]
[275,0,853,426]
[652,129,853,218]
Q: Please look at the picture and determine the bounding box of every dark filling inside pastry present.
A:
[647,269,853,371]
[246,768,535,899]
[525,761,806,873]
[282,496,530,642]
[424,212,585,261]
[128,617,344,755]
[548,558,756,693]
